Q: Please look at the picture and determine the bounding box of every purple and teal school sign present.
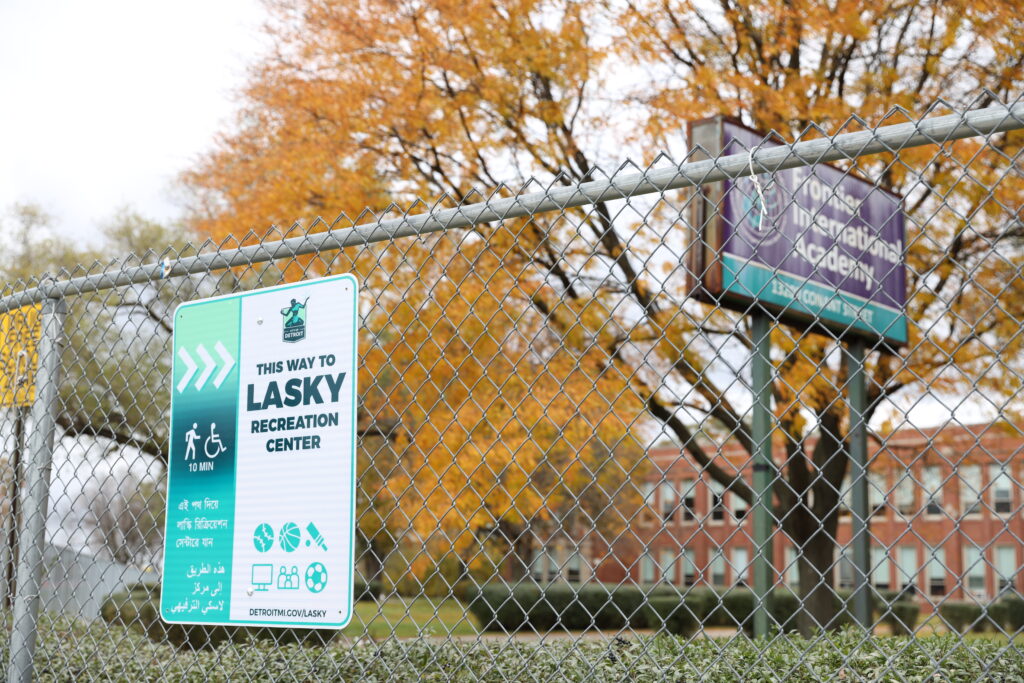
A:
[686,117,908,347]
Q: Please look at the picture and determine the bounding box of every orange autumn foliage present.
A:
[183,0,1024,602]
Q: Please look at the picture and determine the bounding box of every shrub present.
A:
[881,601,920,636]
[643,597,697,636]
[705,589,756,631]
[873,589,902,607]
[682,588,716,624]
[767,589,800,632]
[353,578,383,602]
[467,584,534,631]
[939,601,984,633]
[468,582,687,632]
[1000,595,1024,632]
[12,615,1024,680]
[986,599,1010,630]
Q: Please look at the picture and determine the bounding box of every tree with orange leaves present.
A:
[184,0,1024,632]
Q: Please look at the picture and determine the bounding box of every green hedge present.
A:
[469,584,857,634]
[6,613,1024,681]
[466,583,686,632]
[467,583,945,635]
[353,577,383,602]
[939,601,983,633]
[881,602,920,636]
[993,595,1024,631]
[643,597,697,636]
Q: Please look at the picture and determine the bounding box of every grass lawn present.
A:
[342,597,479,639]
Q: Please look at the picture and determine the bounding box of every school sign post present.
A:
[687,117,907,346]
[686,117,908,636]
[161,274,359,629]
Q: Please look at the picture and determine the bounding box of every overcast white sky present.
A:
[0,0,266,244]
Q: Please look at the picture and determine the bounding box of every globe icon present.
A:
[305,562,328,593]
[279,522,301,552]
[253,523,274,553]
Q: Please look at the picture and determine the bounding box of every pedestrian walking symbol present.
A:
[184,423,199,460]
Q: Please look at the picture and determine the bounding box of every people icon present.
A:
[276,565,300,590]
[204,422,227,458]
[184,423,199,460]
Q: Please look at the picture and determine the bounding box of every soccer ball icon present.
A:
[305,562,328,593]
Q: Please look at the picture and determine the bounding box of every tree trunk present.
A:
[365,536,385,585]
[794,521,841,636]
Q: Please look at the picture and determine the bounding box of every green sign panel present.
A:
[161,274,359,628]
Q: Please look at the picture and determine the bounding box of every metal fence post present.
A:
[845,338,871,628]
[751,310,774,637]
[7,296,65,683]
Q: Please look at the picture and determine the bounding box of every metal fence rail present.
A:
[0,103,1021,313]
[0,98,1023,681]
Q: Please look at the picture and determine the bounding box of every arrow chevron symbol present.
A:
[195,344,216,391]
[176,348,198,394]
[212,341,235,388]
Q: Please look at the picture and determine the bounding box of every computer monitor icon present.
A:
[251,564,273,592]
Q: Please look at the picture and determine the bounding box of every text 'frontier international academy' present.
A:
[787,175,902,289]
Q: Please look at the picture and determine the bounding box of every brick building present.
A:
[530,422,1022,606]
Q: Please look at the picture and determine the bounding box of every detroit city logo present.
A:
[281,298,308,343]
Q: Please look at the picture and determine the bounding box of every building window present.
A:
[839,475,852,517]
[732,547,749,586]
[546,548,559,582]
[566,552,582,583]
[868,471,887,517]
[640,552,656,584]
[659,548,676,584]
[710,547,726,586]
[659,481,676,523]
[640,481,656,524]
[922,466,943,516]
[871,546,891,590]
[682,549,697,586]
[926,546,946,596]
[731,491,749,521]
[963,545,986,600]
[530,547,560,582]
[709,480,726,522]
[897,546,918,595]
[837,550,855,590]
[995,546,1016,594]
[959,464,982,517]
[530,548,547,582]
[679,479,696,522]
[784,546,799,587]
[989,464,1013,515]
[895,477,915,517]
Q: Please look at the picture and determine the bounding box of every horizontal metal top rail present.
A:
[2,103,1022,314]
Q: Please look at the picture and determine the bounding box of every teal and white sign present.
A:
[161,274,359,629]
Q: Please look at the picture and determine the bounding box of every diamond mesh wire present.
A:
[0,99,1022,681]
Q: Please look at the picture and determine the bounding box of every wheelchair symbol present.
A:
[204,423,227,458]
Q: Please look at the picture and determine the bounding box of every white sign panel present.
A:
[162,274,358,629]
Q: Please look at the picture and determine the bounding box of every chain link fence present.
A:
[0,98,1023,680]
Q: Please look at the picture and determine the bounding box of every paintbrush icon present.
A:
[306,522,328,551]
